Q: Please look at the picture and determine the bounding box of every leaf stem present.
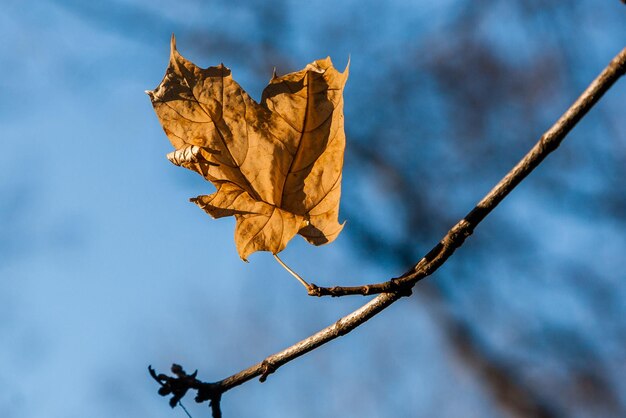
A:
[273,253,311,290]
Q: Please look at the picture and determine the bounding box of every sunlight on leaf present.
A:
[148,35,348,260]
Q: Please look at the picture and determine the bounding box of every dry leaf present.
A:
[147,36,348,260]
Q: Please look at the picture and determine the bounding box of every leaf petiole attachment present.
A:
[273,253,311,290]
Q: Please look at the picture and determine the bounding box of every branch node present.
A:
[390,278,413,297]
[259,360,277,382]
[332,318,349,337]
[307,283,322,297]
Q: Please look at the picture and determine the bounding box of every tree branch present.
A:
[151,47,626,417]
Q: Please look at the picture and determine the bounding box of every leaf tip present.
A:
[170,33,177,54]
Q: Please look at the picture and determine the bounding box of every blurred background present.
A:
[1,1,625,417]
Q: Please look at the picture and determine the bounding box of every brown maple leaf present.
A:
[147,36,348,261]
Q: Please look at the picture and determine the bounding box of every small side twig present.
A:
[150,47,626,415]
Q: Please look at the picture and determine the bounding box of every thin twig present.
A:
[151,47,626,415]
[273,253,311,290]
